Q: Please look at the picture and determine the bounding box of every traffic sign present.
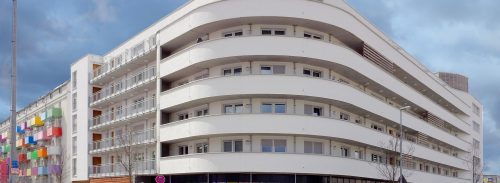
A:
[11,168,18,174]
[11,160,18,168]
[155,175,165,183]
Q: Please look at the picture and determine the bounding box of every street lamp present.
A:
[399,106,411,183]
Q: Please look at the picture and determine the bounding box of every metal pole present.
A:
[399,109,403,183]
[10,0,18,183]
[472,157,475,183]
[399,106,410,183]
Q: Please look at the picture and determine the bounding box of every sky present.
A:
[0,0,499,174]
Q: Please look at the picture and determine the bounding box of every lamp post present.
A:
[399,106,410,183]
[10,0,18,183]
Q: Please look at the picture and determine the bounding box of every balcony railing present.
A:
[89,159,155,178]
[91,36,156,81]
[91,67,156,105]
[90,128,155,152]
[47,146,61,155]
[91,96,156,129]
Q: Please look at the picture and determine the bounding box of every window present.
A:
[304,104,322,116]
[261,103,286,113]
[177,80,188,87]
[133,97,145,110]
[304,141,323,154]
[196,143,209,153]
[473,139,480,149]
[223,30,243,37]
[261,28,286,36]
[262,29,272,35]
[72,114,77,134]
[275,104,286,113]
[304,104,323,116]
[222,67,242,76]
[195,108,209,117]
[133,152,145,161]
[473,103,480,116]
[303,68,322,78]
[116,106,123,118]
[235,68,243,75]
[261,139,286,152]
[196,35,208,43]
[452,171,458,177]
[178,145,188,155]
[194,73,209,80]
[275,30,286,35]
[72,137,77,155]
[353,150,363,159]
[473,121,480,133]
[72,158,77,177]
[260,65,285,75]
[178,113,189,120]
[224,104,244,114]
[371,154,383,163]
[72,93,77,111]
[223,140,243,152]
[72,71,77,89]
[340,146,350,157]
[261,103,272,113]
[303,32,323,40]
[370,124,384,132]
[260,66,272,74]
[339,112,350,121]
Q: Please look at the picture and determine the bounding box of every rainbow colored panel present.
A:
[33,116,44,127]
[47,127,62,138]
[38,147,48,158]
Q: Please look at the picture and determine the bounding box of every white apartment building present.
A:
[0,82,71,183]
[2,0,484,183]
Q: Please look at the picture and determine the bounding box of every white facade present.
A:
[1,0,484,183]
[70,54,103,182]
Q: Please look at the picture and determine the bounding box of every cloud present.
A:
[88,0,116,23]
[348,0,500,174]
[0,0,188,122]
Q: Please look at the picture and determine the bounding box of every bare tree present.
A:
[53,145,69,183]
[466,146,483,183]
[371,136,415,182]
[117,127,136,183]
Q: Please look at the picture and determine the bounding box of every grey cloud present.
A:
[0,0,187,121]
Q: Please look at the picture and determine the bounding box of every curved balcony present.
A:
[90,97,156,130]
[89,128,156,154]
[160,113,466,170]
[160,75,470,152]
[159,153,468,183]
[156,0,469,113]
[90,67,156,108]
[160,36,470,134]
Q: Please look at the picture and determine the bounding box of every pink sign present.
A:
[155,175,165,183]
